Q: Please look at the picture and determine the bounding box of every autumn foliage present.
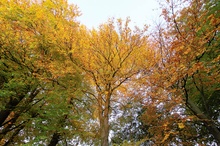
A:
[0,0,219,145]
[140,0,220,145]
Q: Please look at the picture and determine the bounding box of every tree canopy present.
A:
[0,0,219,145]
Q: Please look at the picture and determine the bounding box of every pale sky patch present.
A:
[68,0,161,29]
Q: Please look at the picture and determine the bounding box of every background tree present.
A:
[110,96,151,145]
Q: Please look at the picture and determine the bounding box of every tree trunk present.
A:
[3,124,25,146]
[98,91,111,146]
[0,95,24,126]
[187,98,220,145]
[100,116,109,146]
[48,132,61,146]
[0,89,39,126]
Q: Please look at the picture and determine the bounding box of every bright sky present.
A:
[68,0,161,29]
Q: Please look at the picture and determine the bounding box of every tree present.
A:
[140,0,220,144]
[71,18,152,145]
[110,96,151,145]
[0,0,87,145]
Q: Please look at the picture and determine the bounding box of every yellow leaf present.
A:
[178,123,185,129]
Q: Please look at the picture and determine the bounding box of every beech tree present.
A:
[0,0,88,145]
[139,0,220,145]
[70,19,153,145]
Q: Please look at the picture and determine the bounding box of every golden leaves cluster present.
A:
[73,18,152,91]
[0,0,80,80]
